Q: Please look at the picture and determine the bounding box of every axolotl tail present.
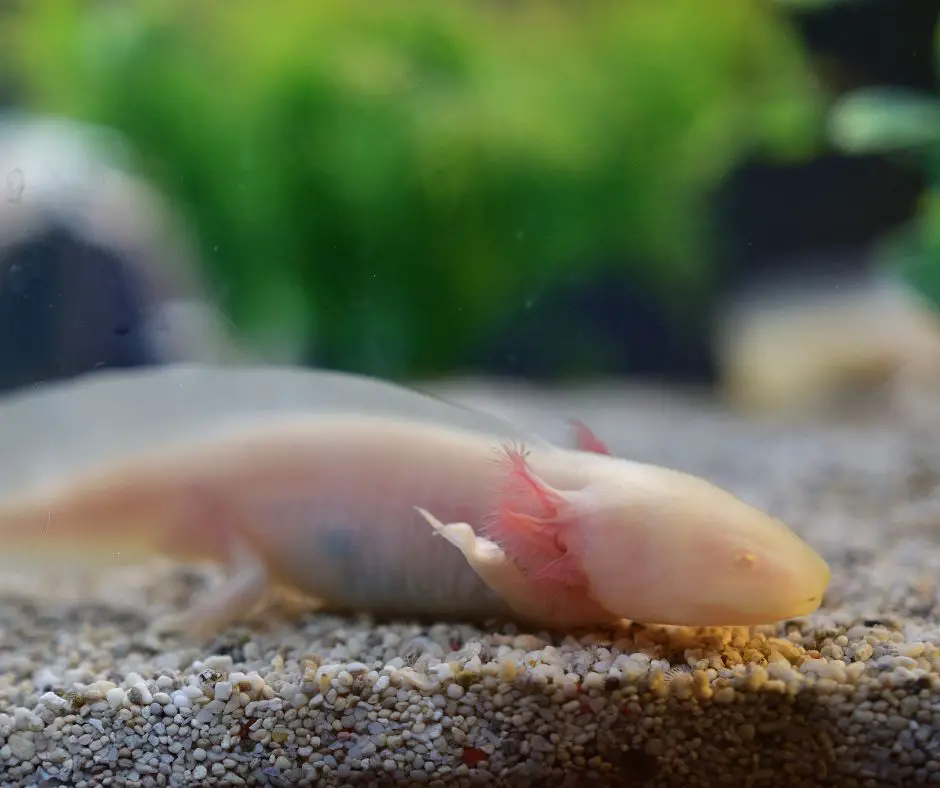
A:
[0,468,197,569]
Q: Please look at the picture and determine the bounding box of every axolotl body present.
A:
[0,364,831,638]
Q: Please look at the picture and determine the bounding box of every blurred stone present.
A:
[0,112,241,393]
[713,265,940,417]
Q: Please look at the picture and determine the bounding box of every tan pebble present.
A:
[498,659,518,682]
[746,666,769,691]
[800,658,829,676]
[822,661,847,682]
[692,671,712,700]
[513,635,546,651]
[763,680,787,694]
[722,649,744,666]
[671,678,693,701]
[815,678,838,695]
[647,672,667,697]
[900,695,920,718]
[778,643,805,662]
[714,686,735,704]
[845,662,867,681]
[729,628,750,648]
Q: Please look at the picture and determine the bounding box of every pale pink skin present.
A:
[0,365,831,639]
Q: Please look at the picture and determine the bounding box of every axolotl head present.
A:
[566,458,831,627]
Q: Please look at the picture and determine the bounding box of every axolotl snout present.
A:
[0,364,830,638]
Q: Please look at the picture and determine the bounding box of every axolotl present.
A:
[0,364,830,638]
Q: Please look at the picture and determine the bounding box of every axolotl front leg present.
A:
[415,507,614,628]
[415,432,619,629]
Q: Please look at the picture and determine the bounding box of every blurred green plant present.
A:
[11,0,821,377]
[813,5,940,309]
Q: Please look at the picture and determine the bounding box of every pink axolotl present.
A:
[0,364,830,639]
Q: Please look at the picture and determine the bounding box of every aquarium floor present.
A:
[0,379,938,787]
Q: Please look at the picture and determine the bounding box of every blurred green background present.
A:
[0,0,938,391]
[827,22,940,310]
[5,0,820,377]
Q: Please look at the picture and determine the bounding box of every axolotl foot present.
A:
[414,507,616,629]
[147,537,271,642]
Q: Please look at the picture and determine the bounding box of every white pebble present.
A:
[132,682,153,705]
[464,656,483,674]
[432,663,456,681]
[107,688,127,710]
[12,707,41,730]
[205,655,235,674]
[172,692,192,709]
[7,732,35,761]
[39,692,70,712]
[32,668,61,690]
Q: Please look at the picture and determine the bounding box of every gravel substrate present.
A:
[2,380,940,787]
